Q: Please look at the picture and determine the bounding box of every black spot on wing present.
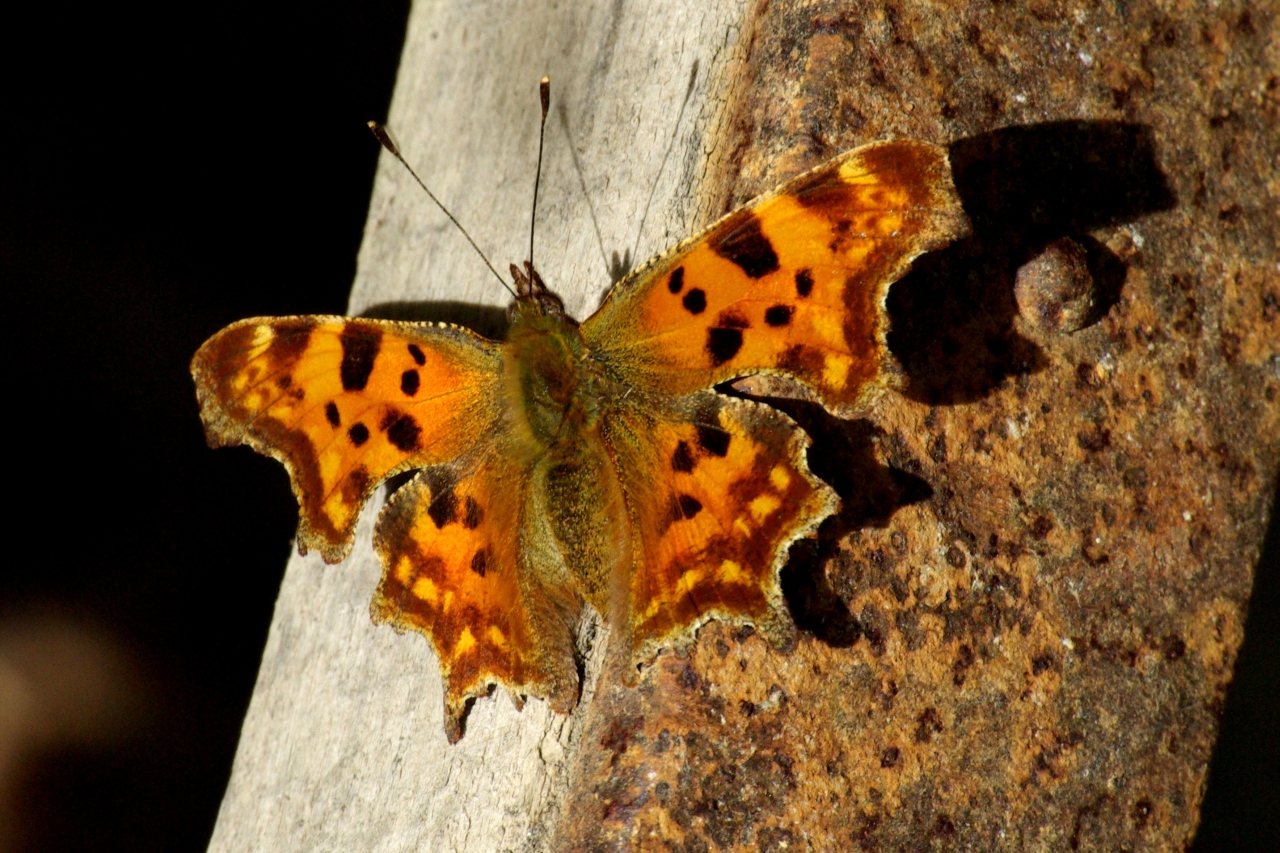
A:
[348,422,370,446]
[668,267,685,294]
[682,288,707,315]
[706,327,744,365]
[696,425,731,457]
[401,369,420,396]
[340,326,381,391]
[710,210,779,278]
[380,410,422,452]
[677,494,703,519]
[672,440,695,473]
[795,269,814,297]
[325,401,341,427]
[765,304,794,327]
[829,219,856,254]
[716,310,750,329]
[407,343,426,365]
[276,374,292,389]
[463,496,483,529]
[264,320,315,373]
[427,482,458,528]
[470,550,488,577]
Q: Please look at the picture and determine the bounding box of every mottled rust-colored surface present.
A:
[554,1,1277,850]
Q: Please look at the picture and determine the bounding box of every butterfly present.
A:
[191,129,967,742]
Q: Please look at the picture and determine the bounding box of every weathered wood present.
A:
[207,1,753,850]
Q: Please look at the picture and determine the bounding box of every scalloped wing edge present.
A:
[623,395,839,672]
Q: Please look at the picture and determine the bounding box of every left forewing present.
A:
[191,316,503,563]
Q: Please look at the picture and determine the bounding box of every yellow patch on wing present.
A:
[371,453,579,743]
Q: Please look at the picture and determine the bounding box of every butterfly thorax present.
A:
[504,263,612,454]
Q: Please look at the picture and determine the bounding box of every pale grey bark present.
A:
[207,1,751,850]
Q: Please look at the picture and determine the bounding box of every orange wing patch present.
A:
[191,317,502,562]
[604,391,837,665]
[372,452,579,742]
[584,140,967,417]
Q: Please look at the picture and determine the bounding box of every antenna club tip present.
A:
[368,121,400,155]
[539,76,550,114]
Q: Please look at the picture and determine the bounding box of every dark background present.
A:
[1,2,410,850]
[0,2,1273,851]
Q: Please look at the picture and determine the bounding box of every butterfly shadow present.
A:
[360,299,511,339]
[739,395,932,647]
[888,119,1176,404]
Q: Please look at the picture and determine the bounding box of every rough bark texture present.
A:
[554,2,1278,851]
[210,1,1278,851]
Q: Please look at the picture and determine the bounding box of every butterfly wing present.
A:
[371,444,581,742]
[191,316,503,562]
[581,139,964,663]
[582,139,967,418]
[603,390,836,666]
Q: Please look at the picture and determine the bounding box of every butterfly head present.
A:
[509,260,568,320]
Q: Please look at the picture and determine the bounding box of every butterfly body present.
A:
[192,139,968,740]
[504,266,608,452]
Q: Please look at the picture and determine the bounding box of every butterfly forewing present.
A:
[582,139,968,417]
[191,317,504,562]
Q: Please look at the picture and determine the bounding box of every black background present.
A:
[2,2,409,850]
[0,2,1273,851]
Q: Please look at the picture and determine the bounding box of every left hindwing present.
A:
[582,139,967,417]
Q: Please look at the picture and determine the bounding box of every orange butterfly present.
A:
[192,120,966,741]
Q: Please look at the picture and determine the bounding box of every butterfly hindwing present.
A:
[603,390,837,665]
[582,140,967,417]
[191,317,503,562]
[371,443,581,742]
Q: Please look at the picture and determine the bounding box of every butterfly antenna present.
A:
[528,75,551,270]
[367,121,516,298]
